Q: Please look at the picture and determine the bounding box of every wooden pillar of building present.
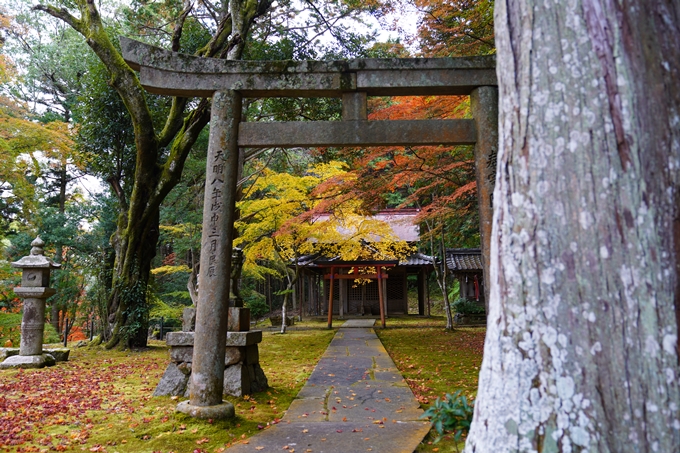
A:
[307,274,313,316]
[426,273,431,317]
[418,268,426,316]
[401,271,408,313]
[327,267,335,329]
[318,274,322,315]
[338,272,346,319]
[377,266,386,328]
[383,278,388,317]
[318,274,321,315]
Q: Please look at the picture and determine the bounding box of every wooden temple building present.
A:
[446,248,485,305]
[294,210,434,326]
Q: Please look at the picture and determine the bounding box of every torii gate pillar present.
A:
[471,86,499,312]
[176,90,242,419]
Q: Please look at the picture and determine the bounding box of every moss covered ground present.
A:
[0,329,335,452]
[0,317,484,453]
[376,317,485,452]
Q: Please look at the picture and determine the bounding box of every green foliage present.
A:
[0,312,21,345]
[421,390,475,444]
[0,312,60,345]
[0,257,19,311]
[243,288,268,320]
[452,298,486,314]
[149,296,185,323]
[80,193,119,339]
[43,322,60,343]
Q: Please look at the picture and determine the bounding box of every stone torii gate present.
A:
[120,37,498,418]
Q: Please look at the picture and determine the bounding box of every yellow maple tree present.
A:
[235,160,413,332]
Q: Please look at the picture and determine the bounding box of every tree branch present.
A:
[32,5,85,34]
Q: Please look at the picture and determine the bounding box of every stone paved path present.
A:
[226,325,430,452]
[339,319,377,328]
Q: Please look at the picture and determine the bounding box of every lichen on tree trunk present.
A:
[466,1,680,451]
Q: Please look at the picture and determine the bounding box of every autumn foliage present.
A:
[311,95,480,248]
[236,160,414,282]
[0,355,163,450]
[415,0,495,57]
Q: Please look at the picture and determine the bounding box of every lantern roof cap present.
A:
[11,236,61,269]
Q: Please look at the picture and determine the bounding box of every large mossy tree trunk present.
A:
[36,0,273,348]
[466,1,680,451]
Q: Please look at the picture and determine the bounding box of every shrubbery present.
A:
[243,289,268,320]
[452,298,486,314]
[0,312,61,345]
[421,390,475,447]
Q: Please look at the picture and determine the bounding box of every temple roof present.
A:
[446,248,483,272]
[314,209,421,243]
[295,251,433,268]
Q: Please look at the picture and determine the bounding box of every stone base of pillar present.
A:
[0,353,56,369]
[154,330,268,398]
[0,347,70,363]
[176,400,235,420]
[227,307,250,332]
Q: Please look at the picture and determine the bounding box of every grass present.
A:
[0,329,335,453]
[376,316,485,452]
[0,316,485,453]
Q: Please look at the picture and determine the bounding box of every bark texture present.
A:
[467,1,680,452]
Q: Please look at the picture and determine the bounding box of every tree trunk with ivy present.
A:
[466,0,680,451]
[35,0,273,348]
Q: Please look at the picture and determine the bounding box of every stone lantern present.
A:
[0,237,60,369]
